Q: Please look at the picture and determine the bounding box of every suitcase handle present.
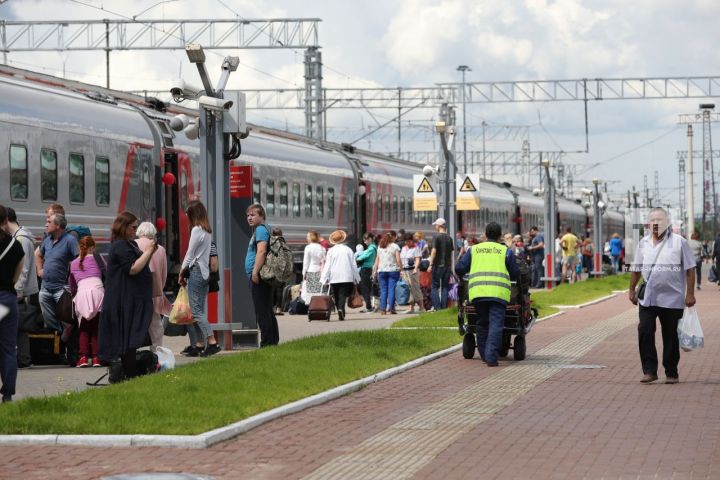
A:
[321,283,332,296]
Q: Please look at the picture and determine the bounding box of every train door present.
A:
[160,150,193,274]
[358,181,368,238]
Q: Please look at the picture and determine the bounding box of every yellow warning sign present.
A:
[414,197,438,211]
[417,177,434,193]
[459,176,477,192]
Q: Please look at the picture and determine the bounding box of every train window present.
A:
[400,197,406,223]
[305,184,313,217]
[292,183,301,217]
[180,170,188,210]
[392,195,398,222]
[142,163,151,210]
[384,194,390,222]
[95,156,109,206]
[40,149,58,202]
[69,153,85,204]
[346,191,354,225]
[279,181,288,216]
[327,187,335,219]
[9,144,28,200]
[316,186,324,218]
[377,194,383,222]
[266,180,275,216]
[253,178,261,205]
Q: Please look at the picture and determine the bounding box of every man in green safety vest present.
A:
[456,222,519,366]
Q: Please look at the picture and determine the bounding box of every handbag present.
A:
[348,284,364,309]
[636,229,670,301]
[56,289,76,328]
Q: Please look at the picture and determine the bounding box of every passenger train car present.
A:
[0,64,625,280]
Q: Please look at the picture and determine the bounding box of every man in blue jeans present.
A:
[427,218,454,310]
[456,222,519,366]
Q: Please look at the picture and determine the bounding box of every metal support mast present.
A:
[304,47,323,139]
[687,126,694,236]
[679,154,686,234]
[654,170,660,208]
[701,104,717,241]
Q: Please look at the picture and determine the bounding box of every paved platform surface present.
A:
[3,288,720,479]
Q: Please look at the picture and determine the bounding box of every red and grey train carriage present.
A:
[0,64,626,284]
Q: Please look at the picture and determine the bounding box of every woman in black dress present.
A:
[98,211,156,379]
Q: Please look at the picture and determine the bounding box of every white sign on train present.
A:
[456,173,481,210]
[413,175,438,211]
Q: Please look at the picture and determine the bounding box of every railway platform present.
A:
[2,288,720,479]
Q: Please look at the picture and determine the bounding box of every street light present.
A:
[457,65,471,174]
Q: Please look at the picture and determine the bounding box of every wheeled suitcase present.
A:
[308,285,334,321]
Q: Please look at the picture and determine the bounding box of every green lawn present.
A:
[0,329,458,435]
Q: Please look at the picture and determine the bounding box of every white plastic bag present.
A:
[677,307,704,352]
[155,346,176,371]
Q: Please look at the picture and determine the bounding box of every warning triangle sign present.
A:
[459,176,477,192]
[417,177,434,193]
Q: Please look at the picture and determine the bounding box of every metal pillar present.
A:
[541,154,558,289]
[591,179,603,277]
[104,19,110,88]
[304,47,323,140]
[654,170,660,208]
[438,103,457,269]
[687,125,695,236]
[701,104,716,241]
[397,87,402,157]
[457,65,470,173]
[679,154,686,235]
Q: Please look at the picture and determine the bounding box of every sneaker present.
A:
[665,376,679,384]
[200,344,221,357]
[1,394,11,403]
[180,345,194,356]
[401,309,416,314]
[17,362,32,369]
[186,346,202,357]
[359,308,371,313]
[92,357,102,367]
[338,310,345,321]
[640,373,658,384]
[486,361,499,367]
[75,356,90,368]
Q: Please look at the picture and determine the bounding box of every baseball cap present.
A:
[432,218,446,226]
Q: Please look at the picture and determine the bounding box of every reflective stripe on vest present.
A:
[468,242,511,302]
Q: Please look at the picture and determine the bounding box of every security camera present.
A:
[170,79,202,102]
[423,165,437,177]
[597,200,606,210]
[532,188,543,196]
[581,188,593,195]
[583,200,592,208]
[169,114,191,132]
[198,95,233,112]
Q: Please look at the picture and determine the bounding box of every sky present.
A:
[2,0,720,215]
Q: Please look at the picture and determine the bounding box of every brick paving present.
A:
[2,288,719,479]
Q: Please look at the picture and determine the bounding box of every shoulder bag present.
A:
[636,230,670,301]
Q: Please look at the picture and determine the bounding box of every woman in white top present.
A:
[302,230,326,303]
[179,200,220,357]
[399,233,425,313]
[320,230,360,321]
[373,232,402,315]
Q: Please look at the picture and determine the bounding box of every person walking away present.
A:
[560,227,579,284]
[5,208,38,368]
[713,233,720,285]
[245,204,279,347]
[179,201,219,357]
[0,205,25,402]
[428,218,454,310]
[629,207,696,384]
[301,230,326,305]
[581,236,594,274]
[610,233,623,274]
[414,231,430,259]
[271,227,287,316]
[98,212,155,379]
[687,232,703,290]
[68,236,105,367]
[399,233,425,314]
[455,222,519,367]
[373,233,402,315]
[320,230,360,320]
[135,222,172,351]
[355,232,377,313]
[528,227,545,288]
[37,213,79,336]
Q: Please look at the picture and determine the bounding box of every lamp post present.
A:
[435,106,457,268]
[591,178,604,277]
[457,65,471,173]
[541,154,558,289]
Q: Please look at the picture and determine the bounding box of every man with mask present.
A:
[629,208,695,384]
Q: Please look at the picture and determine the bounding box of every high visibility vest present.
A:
[468,242,511,302]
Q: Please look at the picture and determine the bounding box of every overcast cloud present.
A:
[2,0,719,209]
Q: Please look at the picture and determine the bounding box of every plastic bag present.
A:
[169,286,194,325]
[155,346,175,371]
[677,306,704,351]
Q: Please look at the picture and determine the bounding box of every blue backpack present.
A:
[395,279,410,305]
[66,224,92,240]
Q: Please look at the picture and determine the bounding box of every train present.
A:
[0,64,626,280]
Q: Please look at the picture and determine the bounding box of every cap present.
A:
[432,218,446,226]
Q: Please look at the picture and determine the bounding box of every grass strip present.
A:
[0,329,458,435]
[391,274,630,328]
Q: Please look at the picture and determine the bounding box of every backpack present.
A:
[288,297,308,315]
[255,225,294,287]
[66,224,92,240]
[208,241,220,293]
